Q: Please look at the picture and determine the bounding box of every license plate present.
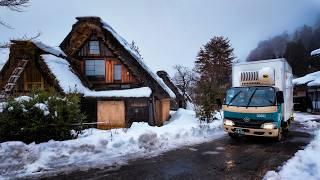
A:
[235,128,245,135]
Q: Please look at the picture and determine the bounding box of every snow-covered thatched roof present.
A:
[293,71,320,87]
[41,54,152,97]
[32,40,66,57]
[100,18,175,98]
[311,48,320,56]
[64,16,175,99]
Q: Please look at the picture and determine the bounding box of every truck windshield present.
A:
[225,87,276,107]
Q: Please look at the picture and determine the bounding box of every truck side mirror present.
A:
[276,91,284,104]
[216,98,222,108]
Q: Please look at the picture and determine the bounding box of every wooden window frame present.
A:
[113,64,122,82]
[89,40,100,55]
[84,59,106,79]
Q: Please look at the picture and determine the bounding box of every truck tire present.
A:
[276,127,283,142]
[282,121,289,133]
[228,133,239,139]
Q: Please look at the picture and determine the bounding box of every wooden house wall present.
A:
[83,97,152,129]
[155,98,170,126]
[97,100,125,129]
[0,45,55,95]
[76,38,139,89]
[78,40,114,57]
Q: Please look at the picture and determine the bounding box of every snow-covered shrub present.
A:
[0,91,86,143]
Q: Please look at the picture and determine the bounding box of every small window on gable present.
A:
[85,59,105,76]
[89,41,100,55]
[114,64,122,81]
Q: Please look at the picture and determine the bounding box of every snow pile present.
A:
[32,41,66,57]
[264,130,320,180]
[293,71,320,87]
[41,54,152,97]
[264,113,320,180]
[311,48,320,56]
[100,19,175,99]
[0,109,223,178]
[0,48,9,71]
[294,113,320,129]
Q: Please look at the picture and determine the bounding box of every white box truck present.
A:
[222,58,293,141]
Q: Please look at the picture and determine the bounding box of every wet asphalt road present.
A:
[46,121,314,180]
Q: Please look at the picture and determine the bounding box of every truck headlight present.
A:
[261,123,276,129]
[224,119,235,126]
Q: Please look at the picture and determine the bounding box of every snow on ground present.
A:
[264,130,320,180]
[264,113,320,180]
[294,112,320,129]
[0,109,224,179]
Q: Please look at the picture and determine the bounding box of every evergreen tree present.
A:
[194,36,234,122]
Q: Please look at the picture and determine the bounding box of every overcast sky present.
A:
[1,0,320,75]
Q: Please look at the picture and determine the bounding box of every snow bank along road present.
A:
[46,113,319,180]
[0,109,223,179]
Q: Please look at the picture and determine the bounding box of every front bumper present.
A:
[224,125,279,137]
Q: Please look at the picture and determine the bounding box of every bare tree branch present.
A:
[0,31,41,48]
[0,0,30,29]
[17,31,41,40]
[0,0,29,12]
[0,42,10,48]
[0,18,13,29]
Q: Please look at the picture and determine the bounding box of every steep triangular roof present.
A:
[0,40,153,98]
[0,40,66,93]
[60,16,175,99]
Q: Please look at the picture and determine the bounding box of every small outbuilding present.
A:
[157,70,190,110]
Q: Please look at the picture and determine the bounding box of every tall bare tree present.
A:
[0,0,33,48]
[172,64,195,100]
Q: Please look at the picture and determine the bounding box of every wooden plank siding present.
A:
[155,98,171,126]
[81,58,137,84]
[77,38,138,86]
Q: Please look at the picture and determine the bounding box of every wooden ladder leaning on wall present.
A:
[0,59,29,102]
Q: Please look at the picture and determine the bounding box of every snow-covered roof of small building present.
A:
[41,54,152,97]
[293,71,320,87]
[32,40,66,57]
[0,48,9,71]
[311,48,320,56]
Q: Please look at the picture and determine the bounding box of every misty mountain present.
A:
[247,18,320,76]
[247,20,320,62]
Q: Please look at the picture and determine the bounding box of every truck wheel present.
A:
[228,133,239,139]
[276,127,283,142]
[283,122,289,133]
